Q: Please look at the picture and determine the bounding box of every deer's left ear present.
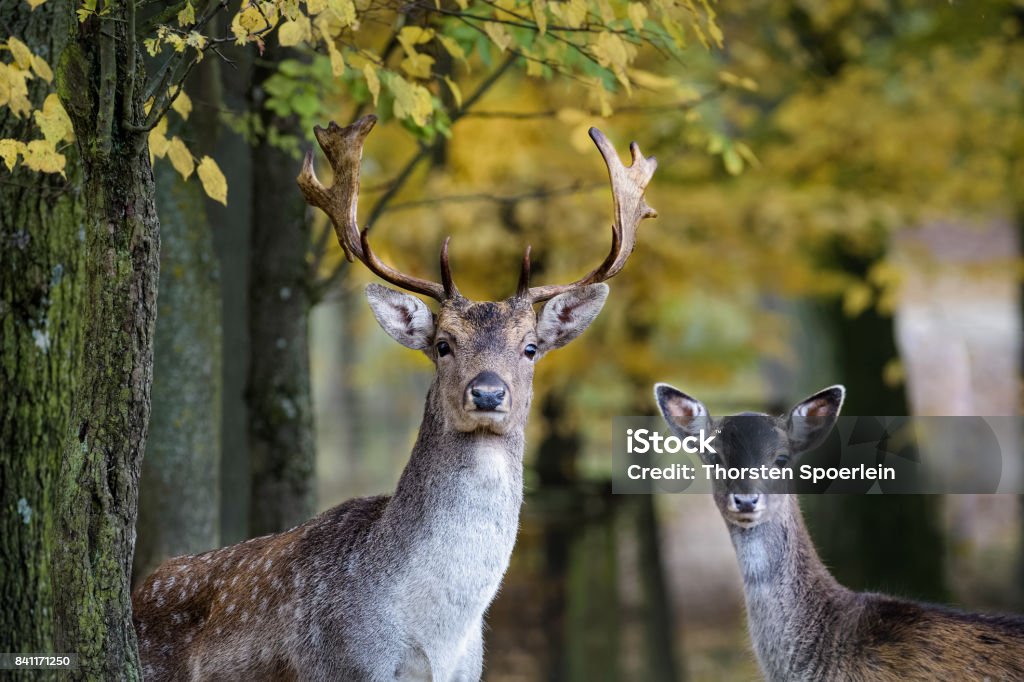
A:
[536,284,609,356]
[786,385,845,453]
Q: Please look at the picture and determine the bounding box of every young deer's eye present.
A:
[524,343,538,360]
[436,341,451,357]
[774,454,790,468]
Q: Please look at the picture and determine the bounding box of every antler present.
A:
[519,128,658,303]
[297,115,459,301]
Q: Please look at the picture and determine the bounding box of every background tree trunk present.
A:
[246,52,316,535]
[133,158,222,585]
[207,45,255,546]
[0,1,83,660]
[51,5,160,677]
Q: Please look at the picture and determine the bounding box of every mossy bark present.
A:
[133,161,222,585]
[0,1,83,667]
[246,54,315,535]
[49,3,160,678]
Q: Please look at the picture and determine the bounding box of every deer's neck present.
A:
[396,384,526,502]
[378,383,526,663]
[730,497,854,681]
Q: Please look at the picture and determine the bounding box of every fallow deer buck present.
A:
[132,114,657,681]
[654,383,1024,681]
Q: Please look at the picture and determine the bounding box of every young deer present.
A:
[654,383,1024,681]
[131,115,657,681]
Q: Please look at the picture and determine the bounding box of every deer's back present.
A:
[132,494,390,681]
[851,594,1024,680]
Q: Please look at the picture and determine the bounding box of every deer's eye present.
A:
[774,454,790,468]
[524,343,538,360]
[436,341,451,357]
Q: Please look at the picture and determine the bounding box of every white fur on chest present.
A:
[394,441,522,675]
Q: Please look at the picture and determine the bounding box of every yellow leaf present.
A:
[437,35,467,66]
[363,63,380,105]
[197,156,227,205]
[167,136,195,179]
[177,0,195,26]
[843,283,873,317]
[398,26,434,53]
[30,54,52,82]
[532,0,547,35]
[592,32,631,70]
[307,0,326,14]
[0,63,32,117]
[628,68,675,91]
[400,52,434,79]
[26,0,47,9]
[387,73,433,126]
[0,139,25,170]
[327,0,356,27]
[454,0,467,8]
[443,76,462,109]
[327,41,345,76]
[7,38,33,70]
[171,89,192,120]
[148,117,169,163]
[627,2,647,31]
[483,22,511,52]
[34,94,73,143]
[722,146,742,175]
[278,17,311,46]
[22,139,64,175]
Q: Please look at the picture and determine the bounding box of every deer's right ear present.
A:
[365,284,435,351]
[654,383,710,438]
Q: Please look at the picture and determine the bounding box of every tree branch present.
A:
[96,8,118,156]
[385,181,605,212]
[312,54,517,296]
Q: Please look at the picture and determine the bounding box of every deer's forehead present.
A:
[437,300,536,343]
[718,416,786,460]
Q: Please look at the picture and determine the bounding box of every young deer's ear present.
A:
[654,383,711,438]
[786,385,845,453]
[365,284,435,351]
[535,284,609,356]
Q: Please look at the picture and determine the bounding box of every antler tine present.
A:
[297,115,448,301]
[440,236,461,299]
[515,245,532,299]
[524,127,658,303]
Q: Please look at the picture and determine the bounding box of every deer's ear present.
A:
[536,284,609,356]
[786,385,845,453]
[365,284,435,351]
[655,383,711,438]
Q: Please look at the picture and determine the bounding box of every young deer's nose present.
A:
[732,494,761,513]
[467,371,508,411]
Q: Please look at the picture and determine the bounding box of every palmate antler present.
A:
[297,114,657,304]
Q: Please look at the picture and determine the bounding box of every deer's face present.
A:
[655,384,845,530]
[367,283,609,435]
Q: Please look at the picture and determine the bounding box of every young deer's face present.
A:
[367,283,609,435]
[655,384,844,529]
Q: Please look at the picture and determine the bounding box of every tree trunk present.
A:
[207,43,255,546]
[0,1,83,661]
[133,159,222,585]
[802,250,947,603]
[246,53,315,535]
[51,5,160,677]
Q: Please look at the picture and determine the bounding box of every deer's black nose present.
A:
[732,494,760,513]
[467,371,508,411]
